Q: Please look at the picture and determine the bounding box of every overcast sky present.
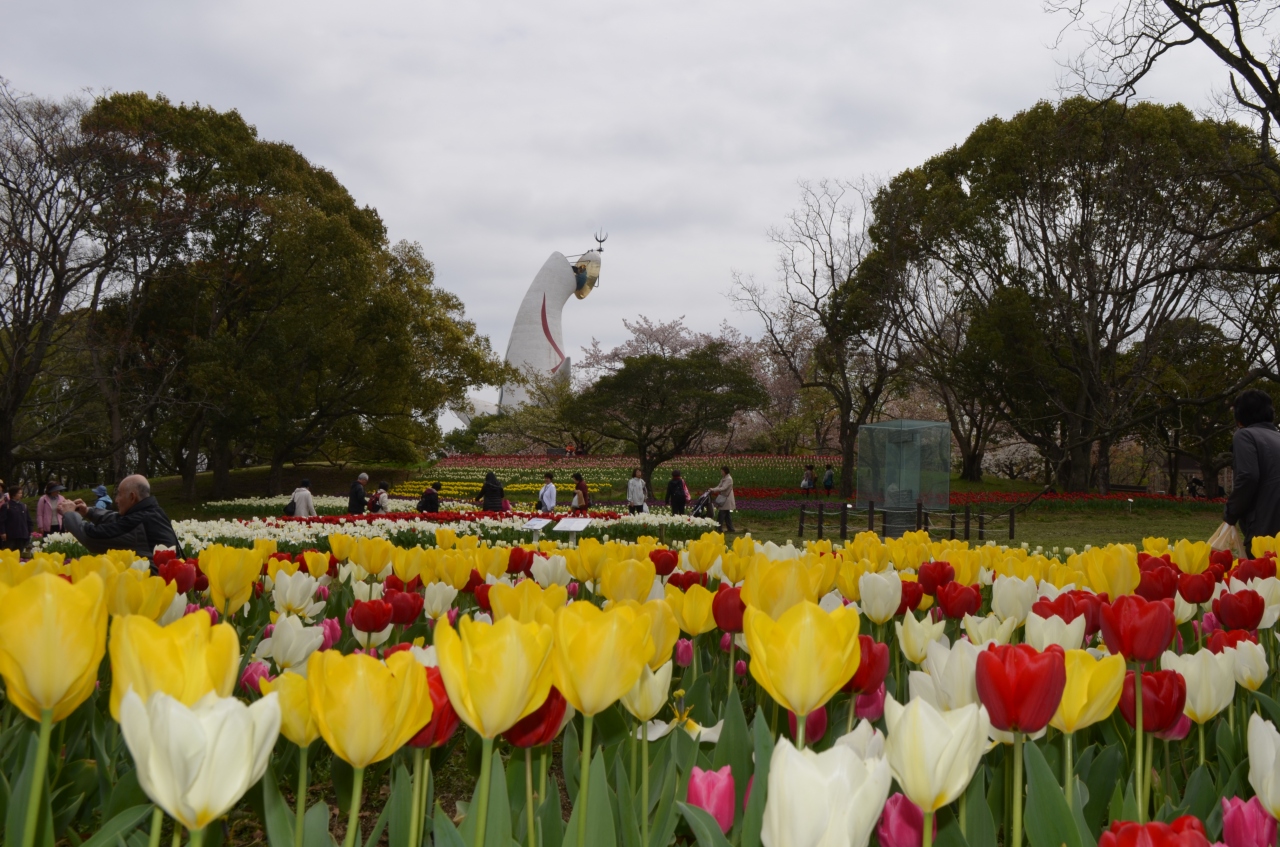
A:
[3,0,1223,409]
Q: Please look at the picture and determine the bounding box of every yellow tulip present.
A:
[0,553,66,585]
[354,537,395,575]
[473,547,510,581]
[260,670,320,747]
[254,538,278,558]
[393,546,433,584]
[1170,540,1211,576]
[1077,546,1139,599]
[435,615,554,738]
[0,572,107,721]
[300,550,331,578]
[1050,649,1125,733]
[489,580,567,625]
[741,558,822,620]
[307,650,433,768]
[642,598,680,670]
[200,544,263,616]
[108,612,240,719]
[106,569,178,620]
[835,557,868,602]
[664,583,717,636]
[266,555,300,584]
[455,535,480,552]
[435,551,476,590]
[553,601,653,715]
[744,601,860,718]
[567,539,608,583]
[1142,537,1170,556]
[434,528,458,550]
[328,533,355,562]
[599,558,656,604]
[719,550,755,585]
[687,536,724,574]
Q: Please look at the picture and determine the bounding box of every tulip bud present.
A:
[687,765,735,834]
[566,582,579,599]
[787,705,828,745]
[712,584,745,633]
[1216,590,1265,631]
[877,793,936,847]
[735,659,747,677]
[240,660,273,695]
[675,638,694,667]
[649,549,678,576]
[319,617,341,650]
[1222,796,1277,847]
[720,632,733,653]
[504,687,568,748]
[917,561,954,597]
[855,684,886,721]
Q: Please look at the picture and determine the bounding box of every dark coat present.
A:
[665,478,687,506]
[417,488,440,513]
[66,496,183,559]
[1224,422,1280,546]
[1,500,31,541]
[348,481,367,514]
[479,481,504,512]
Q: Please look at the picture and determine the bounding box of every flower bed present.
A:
[3,527,1279,847]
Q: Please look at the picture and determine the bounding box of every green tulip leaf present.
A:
[676,801,733,847]
[1249,690,1280,727]
[385,764,413,847]
[564,721,580,805]
[710,685,752,813]
[563,750,617,847]
[103,768,148,822]
[648,748,681,847]
[260,763,295,847]
[537,777,564,847]
[1071,779,1096,847]
[1181,765,1216,822]
[1216,721,1237,778]
[739,714,774,847]
[77,804,153,847]
[963,766,996,847]
[1083,744,1122,836]
[614,753,641,847]
[459,751,512,847]
[6,730,55,847]
[935,817,969,847]
[1024,737,1084,847]
[302,802,333,847]
[433,803,468,847]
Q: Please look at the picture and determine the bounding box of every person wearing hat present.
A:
[92,485,114,511]
[36,482,68,534]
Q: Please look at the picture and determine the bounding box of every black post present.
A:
[978,509,986,541]
[798,505,806,537]
[817,503,825,539]
[916,500,923,531]
[950,511,956,540]
[964,505,971,541]
[880,509,887,538]
[840,503,849,540]
[1009,508,1016,540]
[867,501,876,532]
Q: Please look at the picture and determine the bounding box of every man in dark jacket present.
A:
[1224,389,1280,550]
[59,475,183,559]
[417,481,442,514]
[0,484,31,552]
[348,473,369,514]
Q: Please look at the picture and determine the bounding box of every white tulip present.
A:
[1249,577,1280,629]
[835,719,885,760]
[531,555,572,588]
[858,571,902,625]
[962,613,1017,647]
[819,590,845,613]
[255,614,325,674]
[1160,649,1234,723]
[895,611,947,664]
[621,660,673,722]
[911,639,980,710]
[1173,593,1199,625]
[158,592,188,626]
[1228,641,1269,691]
[761,738,891,847]
[1025,611,1085,652]
[992,575,1037,625]
[272,571,325,621]
[1249,713,1280,818]
[120,690,281,832]
[1036,581,1072,601]
[351,580,383,602]
[410,645,438,667]
[353,623,392,649]
[422,582,459,619]
[883,695,990,813]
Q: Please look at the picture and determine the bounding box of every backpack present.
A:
[283,497,297,517]
[368,493,383,514]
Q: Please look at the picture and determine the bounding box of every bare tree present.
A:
[733,180,904,497]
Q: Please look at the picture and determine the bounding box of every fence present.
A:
[796,501,1017,542]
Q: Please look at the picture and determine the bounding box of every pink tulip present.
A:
[185,604,218,624]
[743,775,753,810]
[675,638,694,668]
[240,660,273,695]
[447,607,461,627]
[687,765,735,833]
[878,793,935,847]
[1222,797,1277,847]
[566,582,579,599]
[720,632,733,653]
[735,659,747,677]
[855,683,887,722]
[1155,712,1192,741]
[315,585,330,601]
[787,705,828,745]
[261,623,275,639]
[1198,612,1222,639]
[319,617,342,651]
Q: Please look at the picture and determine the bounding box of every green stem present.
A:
[409,748,423,847]
[796,712,807,751]
[171,823,182,847]
[419,758,433,847]
[1134,670,1145,824]
[959,790,967,834]
[1013,731,1024,847]
[1199,720,1206,766]
[692,637,701,681]
[21,709,53,847]
[726,641,735,715]
[147,806,164,847]
[642,734,651,847]
[474,738,494,847]
[1163,738,1171,810]
[923,810,935,847]
[188,828,205,847]
[578,715,594,847]
[295,744,309,847]
[847,692,856,736]
[1145,734,1154,817]
[526,747,537,847]
[539,748,548,802]
[630,719,638,796]
[1064,732,1074,813]
[342,767,365,847]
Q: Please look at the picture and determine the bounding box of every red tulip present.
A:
[918,561,955,596]
[1207,629,1257,654]
[409,666,459,748]
[504,687,568,748]
[712,585,746,633]
[787,705,828,745]
[1067,590,1107,637]
[153,549,179,567]
[1099,816,1208,847]
[1209,549,1235,570]
[475,583,494,613]
[351,599,393,633]
[649,549,679,577]
[158,559,198,594]
[385,590,424,626]
[1138,552,1173,571]
[668,570,709,591]
[1177,572,1215,604]
[1215,590,1265,631]
[1234,558,1278,583]
[843,635,890,694]
[507,547,534,576]
[896,580,926,616]
[385,574,423,594]
[461,569,486,594]
[1136,567,1178,602]
[975,644,1066,733]
[1031,594,1082,624]
[936,581,981,620]
[1119,670,1187,733]
[1100,595,1175,662]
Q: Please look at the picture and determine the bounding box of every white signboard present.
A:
[521,518,553,531]
[552,518,593,533]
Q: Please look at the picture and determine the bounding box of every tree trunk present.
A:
[839,419,856,499]
[179,415,204,502]
[212,438,233,499]
[268,458,285,497]
[1094,437,1112,495]
[959,447,984,482]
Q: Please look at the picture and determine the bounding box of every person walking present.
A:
[537,473,557,513]
[92,485,114,510]
[288,479,317,518]
[800,465,815,498]
[665,469,689,515]
[626,468,648,515]
[709,465,736,533]
[570,472,591,514]
[0,485,31,552]
[348,473,369,514]
[823,464,836,497]
[367,482,390,514]
[1224,389,1280,549]
[477,472,505,512]
[417,481,442,514]
[37,482,67,534]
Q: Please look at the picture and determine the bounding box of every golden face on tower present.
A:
[572,252,601,300]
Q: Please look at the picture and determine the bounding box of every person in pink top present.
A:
[36,482,68,534]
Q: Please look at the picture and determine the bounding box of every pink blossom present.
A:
[787,706,828,745]
[1155,712,1192,741]
[855,683,887,722]
[878,793,935,847]
[240,661,273,695]
[687,765,735,833]
[720,632,733,653]
[675,638,694,668]
[735,659,747,677]
[319,617,342,651]
[566,582,579,599]
[261,623,275,639]
[1222,797,1277,847]
[315,585,330,601]
[185,604,218,625]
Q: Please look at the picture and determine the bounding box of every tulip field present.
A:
[4,528,1280,847]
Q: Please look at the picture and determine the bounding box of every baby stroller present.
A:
[690,490,714,518]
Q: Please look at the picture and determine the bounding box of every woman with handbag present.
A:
[570,472,591,514]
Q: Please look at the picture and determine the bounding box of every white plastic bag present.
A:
[1208,521,1247,560]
